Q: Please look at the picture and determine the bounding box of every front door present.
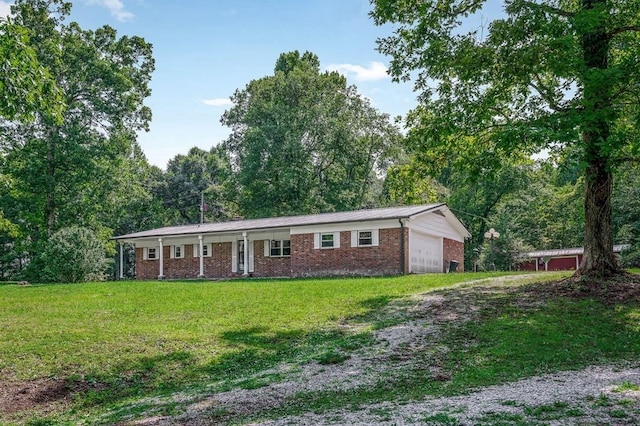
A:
[238,240,245,273]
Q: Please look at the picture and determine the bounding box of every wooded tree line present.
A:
[1,0,638,282]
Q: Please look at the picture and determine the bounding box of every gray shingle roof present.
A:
[115,204,446,240]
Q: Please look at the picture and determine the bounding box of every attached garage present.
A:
[409,231,442,273]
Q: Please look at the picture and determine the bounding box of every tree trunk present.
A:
[580,159,620,277]
[578,0,621,278]
[45,137,56,238]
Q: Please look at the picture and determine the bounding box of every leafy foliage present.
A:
[0,0,155,279]
[155,146,237,224]
[37,226,110,282]
[371,0,640,277]
[613,163,640,267]
[0,16,62,122]
[1,0,154,240]
[222,50,402,218]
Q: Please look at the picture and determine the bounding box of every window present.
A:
[314,232,340,249]
[321,233,334,248]
[351,229,379,248]
[147,248,157,260]
[171,245,184,259]
[270,240,291,257]
[193,243,212,257]
[358,231,373,246]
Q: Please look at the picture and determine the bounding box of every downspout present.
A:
[119,242,124,280]
[399,219,406,275]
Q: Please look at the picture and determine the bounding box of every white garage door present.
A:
[409,231,442,273]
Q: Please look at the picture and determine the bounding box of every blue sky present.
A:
[2,0,421,168]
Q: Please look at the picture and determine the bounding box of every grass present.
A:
[0,272,513,421]
[3,270,639,425]
[242,272,640,423]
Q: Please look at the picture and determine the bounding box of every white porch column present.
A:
[242,231,249,276]
[575,256,579,270]
[198,235,204,278]
[158,237,165,279]
[119,242,124,280]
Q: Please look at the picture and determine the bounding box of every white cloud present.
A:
[0,1,13,18]
[86,0,134,22]
[325,61,389,82]
[203,98,233,107]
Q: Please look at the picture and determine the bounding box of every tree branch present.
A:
[528,78,570,113]
[452,0,485,16]
[615,157,640,164]
[607,25,640,38]
[519,1,574,18]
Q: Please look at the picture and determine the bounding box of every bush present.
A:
[621,245,640,268]
[37,226,110,283]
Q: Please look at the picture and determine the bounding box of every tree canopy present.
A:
[0,0,154,281]
[371,0,640,278]
[222,50,402,218]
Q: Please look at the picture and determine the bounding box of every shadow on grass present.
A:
[30,279,640,425]
[253,283,640,421]
[66,299,387,414]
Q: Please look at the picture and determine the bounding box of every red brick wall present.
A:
[135,242,238,280]
[135,247,158,280]
[134,229,460,279]
[443,238,464,272]
[252,241,292,277]
[290,228,403,277]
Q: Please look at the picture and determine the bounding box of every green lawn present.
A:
[3,270,639,425]
[1,274,512,409]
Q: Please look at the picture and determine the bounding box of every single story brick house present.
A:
[114,203,470,280]
[519,244,629,272]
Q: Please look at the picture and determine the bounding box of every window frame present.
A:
[147,247,158,260]
[358,230,373,247]
[269,239,291,257]
[194,243,212,258]
[171,245,184,259]
[321,233,334,249]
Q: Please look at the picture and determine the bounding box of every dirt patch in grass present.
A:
[0,376,109,421]
[0,377,72,416]
[258,365,640,425]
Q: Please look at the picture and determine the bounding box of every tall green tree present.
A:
[0,15,62,122]
[371,0,640,279]
[0,11,63,241]
[0,0,154,243]
[157,146,236,224]
[222,51,401,218]
[0,0,153,281]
